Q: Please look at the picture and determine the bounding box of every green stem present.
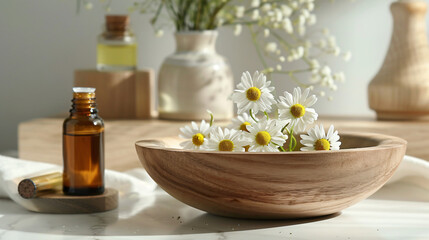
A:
[150,1,164,25]
[206,0,231,29]
[209,113,214,127]
[290,135,297,151]
[281,123,289,133]
[289,72,310,88]
[271,31,293,49]
[288,128,296,151]
[249,109,258,123]
[264,111,269,120]
[194,0,202,30]
[272,69,312,75]
[76,0,81,14]
[225,20,259,26]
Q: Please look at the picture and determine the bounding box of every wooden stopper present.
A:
[18,172,62,199]
[105,15,129,35]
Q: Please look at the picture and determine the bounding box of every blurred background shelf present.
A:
[18,117,428,171]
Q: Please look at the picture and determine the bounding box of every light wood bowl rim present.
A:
[135,132,407,155]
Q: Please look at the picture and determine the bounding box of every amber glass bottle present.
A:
[63,87,105,195]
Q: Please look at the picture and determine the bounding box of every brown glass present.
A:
[63,91,105,195]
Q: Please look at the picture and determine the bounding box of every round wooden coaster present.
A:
[29,188,118,214]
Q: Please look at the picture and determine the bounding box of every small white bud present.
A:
[85,1,93,10]
[264,28,270,38]
[265,42,277,53]
[235,6,245,18]
[251,0,260,7]
[343,51,352,62]
[281,4,293,17]
[251,10,260,20]
[262,4,271,12]
[282,18,293,34]
[234,24,242,36]
[155,29,164,38]
[307,14,316,25]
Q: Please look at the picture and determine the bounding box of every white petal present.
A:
[304,95,317,107]
[301,88,310,103]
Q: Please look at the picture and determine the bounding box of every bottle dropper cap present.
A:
[73,87,96,93]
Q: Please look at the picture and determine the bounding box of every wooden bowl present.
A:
[135,132,406,219]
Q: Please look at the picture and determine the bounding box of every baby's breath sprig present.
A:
[127,0,352,98]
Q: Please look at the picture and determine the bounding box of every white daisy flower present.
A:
[277,87,318,133]
[206,127,247,152]
[245,119,288,152]
[231,71,277,115]
[179,120,211,150]
[228,113,258,132]
[300,124,341,151]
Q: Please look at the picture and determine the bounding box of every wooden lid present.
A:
[18,179,37,199]
[105,15,129,33]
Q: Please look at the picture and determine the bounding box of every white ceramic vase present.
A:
[158,31,234,120]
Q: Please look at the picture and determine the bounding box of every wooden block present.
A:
[135,70,157,119]
[74,69,155,119]
[25,188,118,214]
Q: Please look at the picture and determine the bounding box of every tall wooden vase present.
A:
[368,0,429,120]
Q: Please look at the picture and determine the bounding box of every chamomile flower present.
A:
[300,124,341,151]
[229,113,258,132]
[277,87,318,132]
[231,71,277,115]
[245,119,288,152]
[179,120,211,150]
[206,127,247,152]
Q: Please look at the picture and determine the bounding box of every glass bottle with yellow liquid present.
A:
[97,15,137,71]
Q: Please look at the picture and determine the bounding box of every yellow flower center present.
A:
[290,104,306,118]
[255,131,271,146]
[219,139,234,151]
[315,139,330,151]
[239,122,251,132]
[192,133,205,146]
[246,87,261,101]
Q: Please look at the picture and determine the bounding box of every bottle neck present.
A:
[70,92,98,117]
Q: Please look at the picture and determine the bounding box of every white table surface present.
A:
[0,181,429,240]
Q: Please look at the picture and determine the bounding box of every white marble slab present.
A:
[0,181,429,240]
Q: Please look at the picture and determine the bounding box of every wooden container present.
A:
[135,133,406,219]
[368,1,429,120]
[74,69,155,119]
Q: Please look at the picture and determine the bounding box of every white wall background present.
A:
[0,0,426,152]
